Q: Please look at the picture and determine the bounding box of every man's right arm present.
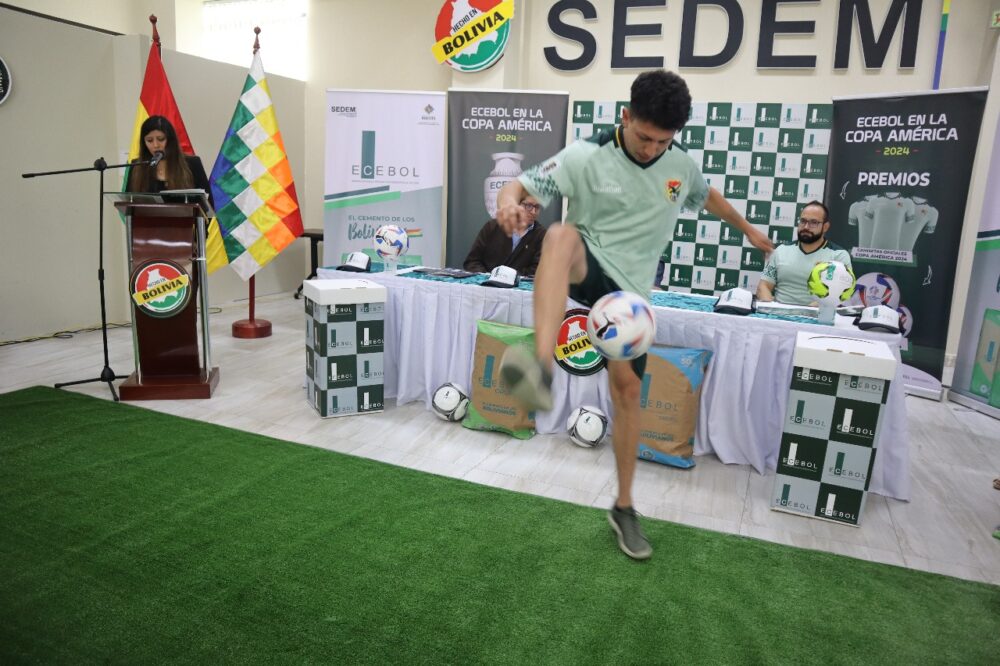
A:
[495,179,529,237]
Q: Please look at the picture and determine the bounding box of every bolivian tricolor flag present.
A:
[125,26,194,179]
[206,41,303,279]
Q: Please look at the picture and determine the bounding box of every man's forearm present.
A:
[497,179,526,210]
[757,280,775,302]
[705,187,752,235]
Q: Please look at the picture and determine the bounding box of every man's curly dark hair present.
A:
[629,70,692,131]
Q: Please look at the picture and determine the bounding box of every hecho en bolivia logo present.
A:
[130,260,191,318]
[432,0,513,73]
[554,309,606,376]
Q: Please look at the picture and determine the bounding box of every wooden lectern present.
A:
[113,194,220,399]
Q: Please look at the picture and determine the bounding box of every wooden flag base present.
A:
[232,319,272,338]
[232,274,272,338]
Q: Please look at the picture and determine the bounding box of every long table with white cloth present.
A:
[317,267,909,500]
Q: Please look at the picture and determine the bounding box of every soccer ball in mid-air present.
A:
[431,382,469,422]
[850,272,901,309]
[807,261,856,304]
[566,405,609,448]
[373,224,409,260]
[586,291,656,361]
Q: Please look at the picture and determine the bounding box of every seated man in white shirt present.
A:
[757,201,852,305]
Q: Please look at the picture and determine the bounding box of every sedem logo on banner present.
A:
[130,259,191,318]
[432,0,513,73]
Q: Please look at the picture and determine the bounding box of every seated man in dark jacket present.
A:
[463,195,547,276]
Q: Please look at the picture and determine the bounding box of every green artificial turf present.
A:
[1,386,998,664]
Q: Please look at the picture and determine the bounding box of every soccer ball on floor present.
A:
[373,224,409,260]
[807,261,856,304]
[431,382,469,422]
[566,406,609,448]
[586,291,656,361]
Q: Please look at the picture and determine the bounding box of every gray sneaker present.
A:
[607,506,653,560]
[499,345,554,412]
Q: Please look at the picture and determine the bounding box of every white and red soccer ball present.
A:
[373,224,409,260]
[851,272,901,309]
[586,291,656,361]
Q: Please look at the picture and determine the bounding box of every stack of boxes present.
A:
[771,332,897,526]
[970,308,1000,407]
[303,279,387,418]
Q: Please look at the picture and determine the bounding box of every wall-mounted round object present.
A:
[0,56,11,106]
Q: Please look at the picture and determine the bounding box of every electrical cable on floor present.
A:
[0,307,223,347]
[0,322,132,347]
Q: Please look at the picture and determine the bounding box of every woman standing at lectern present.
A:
[127,115,212,206]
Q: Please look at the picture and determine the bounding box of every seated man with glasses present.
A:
[757,200,852,305]
[463,195,547,276]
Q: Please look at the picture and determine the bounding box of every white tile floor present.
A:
[3,292,999,585]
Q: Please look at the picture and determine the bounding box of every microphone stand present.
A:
[21,156,155,401]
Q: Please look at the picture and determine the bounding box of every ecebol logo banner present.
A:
[432,0,514,73]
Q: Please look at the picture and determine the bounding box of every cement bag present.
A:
[462,320,536,440]
[637,346,712,469]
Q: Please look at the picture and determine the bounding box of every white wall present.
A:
[5,0,180,46]
[1,8,123,341]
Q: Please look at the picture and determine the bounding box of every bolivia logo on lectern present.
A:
[554,309,606,376]
[130,260,191,318]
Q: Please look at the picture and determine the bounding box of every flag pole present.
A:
[150,14,160,53]
[232,28,273,340]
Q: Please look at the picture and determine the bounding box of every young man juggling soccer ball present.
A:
[496,70,774,560]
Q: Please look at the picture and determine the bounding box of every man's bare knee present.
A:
[542,223,580,254]
[540,224,587,283]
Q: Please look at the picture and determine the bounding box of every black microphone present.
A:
[149,151,165,167]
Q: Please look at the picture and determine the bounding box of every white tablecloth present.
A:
[317,268,910,500]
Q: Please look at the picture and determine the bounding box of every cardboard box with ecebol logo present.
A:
[772,332,896,526]
[303,279,386,418]
[462,320,535,440]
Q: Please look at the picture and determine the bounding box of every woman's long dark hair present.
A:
[127,115,194,191]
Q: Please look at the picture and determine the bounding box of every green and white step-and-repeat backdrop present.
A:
[571,101,833,296]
